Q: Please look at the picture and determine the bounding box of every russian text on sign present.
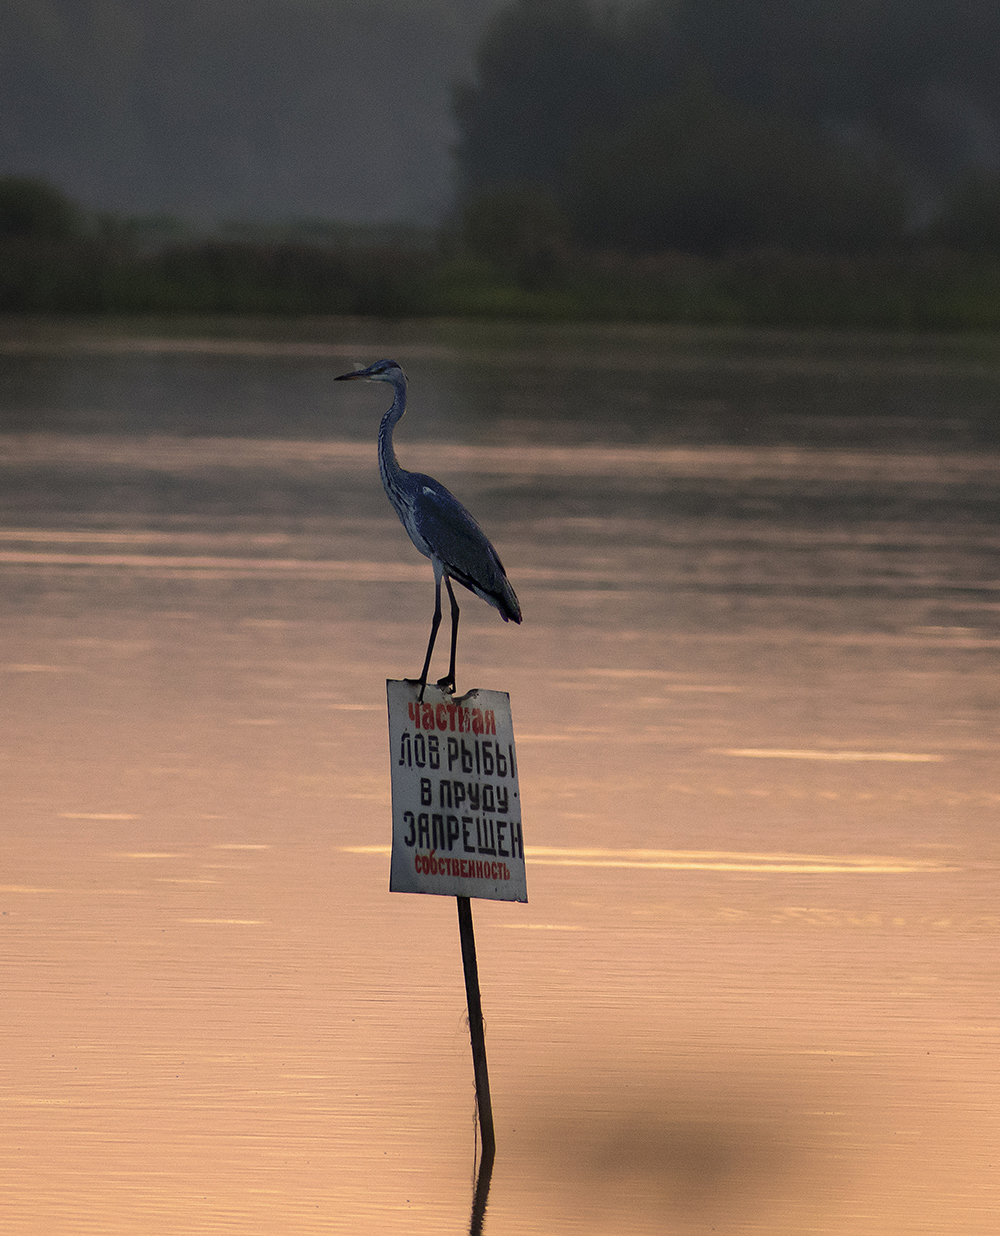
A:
[386,680,527,903]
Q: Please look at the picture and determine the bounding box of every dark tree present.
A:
[564,80,907,253]
[454,0,628,192]
[0,177,81,239]
[454,0,1000,250]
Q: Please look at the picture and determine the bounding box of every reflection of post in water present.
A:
[469,1136,495,1236]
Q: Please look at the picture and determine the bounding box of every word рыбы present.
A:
[397,729,516,780]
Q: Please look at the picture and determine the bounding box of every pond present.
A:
[2,317,998,1235]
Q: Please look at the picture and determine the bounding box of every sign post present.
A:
[387,679,526,1158]
[457,895,495,1160]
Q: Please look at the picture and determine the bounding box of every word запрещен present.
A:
[396,708,522,877]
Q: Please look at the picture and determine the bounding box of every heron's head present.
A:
[334,359,405,385]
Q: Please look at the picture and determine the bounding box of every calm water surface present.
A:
[2,318,998,1234]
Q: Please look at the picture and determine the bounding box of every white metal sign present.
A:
[386,680,527,902]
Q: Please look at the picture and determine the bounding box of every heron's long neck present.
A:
[377,376,411,513]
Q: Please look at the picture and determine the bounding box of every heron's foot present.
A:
[435,673,456,696]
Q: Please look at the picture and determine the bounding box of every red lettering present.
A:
[472,708,483,735]
[446,704,457,730]
[415,852,513,882]
[484,710,496,735]
[415,850,444,876]
[421,702,434,730]
[408,701,421,728]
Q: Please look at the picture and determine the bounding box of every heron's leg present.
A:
[417,575,443,702]
[437,576,460,694]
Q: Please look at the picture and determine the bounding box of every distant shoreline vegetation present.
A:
[4,176,1000,329]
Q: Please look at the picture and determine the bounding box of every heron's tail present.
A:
[497,575,521,624]
[450,563,521,624]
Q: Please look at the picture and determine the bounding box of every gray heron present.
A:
[335,359,521,698]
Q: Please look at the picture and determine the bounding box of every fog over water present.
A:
[2,318,998,1234]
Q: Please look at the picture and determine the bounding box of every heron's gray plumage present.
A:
[335,358,520,694]
[410,477,520,620]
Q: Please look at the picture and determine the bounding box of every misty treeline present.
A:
[455,0,1000,258]
[6,171,1000,327]
[0,177,438,315]
[6,0,1000,324]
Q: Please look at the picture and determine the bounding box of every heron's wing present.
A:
[411,478,521,623]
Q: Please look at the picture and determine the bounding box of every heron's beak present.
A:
[334,369,365,381]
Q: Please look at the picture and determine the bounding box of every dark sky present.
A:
[0,0,506,224]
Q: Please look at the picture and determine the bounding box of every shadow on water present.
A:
[511,1063,845,1232]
